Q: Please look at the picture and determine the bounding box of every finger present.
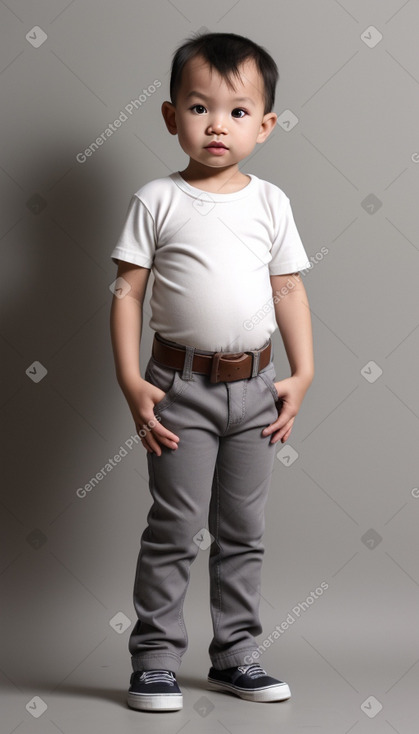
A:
[135,422,163,455]
[139,424,179,455]
[262,408,295,436]
[281,427,292,442]
[147,413,179,441]
[137,415,180,450]
[274,427,291,444]
[154,426,180,443]
[146,414,180,444]
[142,429,165,456]
[271,418,294,444]
[151,422,180,450]
[269,432,281,445]
[140,437,153,453]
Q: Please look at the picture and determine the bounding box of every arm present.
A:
[110,260,180,455]
[262,272,314,444]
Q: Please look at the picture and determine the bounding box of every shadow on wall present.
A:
[0,139,158,687]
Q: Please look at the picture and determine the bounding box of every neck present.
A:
[179,161,249,193]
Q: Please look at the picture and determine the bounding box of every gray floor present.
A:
[2,550,417,734]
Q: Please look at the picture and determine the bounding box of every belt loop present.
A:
[250,349,260,377]
[181,345,195,380]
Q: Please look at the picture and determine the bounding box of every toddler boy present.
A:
[110,31,314,712]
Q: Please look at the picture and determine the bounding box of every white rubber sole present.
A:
[207,678,291,702]
[127,691,183,711]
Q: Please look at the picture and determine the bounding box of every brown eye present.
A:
[191,104,206,114]
[232,108,246,118]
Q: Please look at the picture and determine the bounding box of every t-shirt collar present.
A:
[170,171,256,202]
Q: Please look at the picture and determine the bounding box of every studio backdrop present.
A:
[1,1,418,732]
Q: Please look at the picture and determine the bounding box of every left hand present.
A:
[262,374,311,444]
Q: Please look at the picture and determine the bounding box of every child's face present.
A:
[162,55,277,172]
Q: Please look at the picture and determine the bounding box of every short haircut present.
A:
[169,32,279,114]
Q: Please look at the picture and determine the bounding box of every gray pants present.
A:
[129,335,280,673]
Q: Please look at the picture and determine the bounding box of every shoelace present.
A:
[140,669,175,686]
[237,663,267,679]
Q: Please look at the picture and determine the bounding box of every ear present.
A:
[256,112,277,144]
[161,101,178,135]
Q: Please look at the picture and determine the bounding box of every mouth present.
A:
[205,142,228,149]
[205,141,229,155]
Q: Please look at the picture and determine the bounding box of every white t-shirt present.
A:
[111,171,310,352]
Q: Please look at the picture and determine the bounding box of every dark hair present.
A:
[169,32,279,114]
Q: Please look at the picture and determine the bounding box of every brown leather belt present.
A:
[152,334,272,384]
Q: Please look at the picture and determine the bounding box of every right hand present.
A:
[122,376,180,456]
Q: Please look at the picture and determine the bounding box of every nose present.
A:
[207,116,228,135]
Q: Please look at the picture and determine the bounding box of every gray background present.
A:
[1,1,418,732]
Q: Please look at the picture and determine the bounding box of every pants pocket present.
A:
[258,362,281,407]
[144,357,182,412]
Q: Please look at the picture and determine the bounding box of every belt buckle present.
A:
[245,349,260,378]
[209,351,248,383]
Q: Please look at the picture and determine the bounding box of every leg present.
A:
[208,361,279,669]
[129,357,226,673]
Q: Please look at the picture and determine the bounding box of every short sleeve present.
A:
[110,195,156,268]
[269,196,311,275]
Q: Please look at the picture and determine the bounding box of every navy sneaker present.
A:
[207,662,291,702]
[127,669,183,711]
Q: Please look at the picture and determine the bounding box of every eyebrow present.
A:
[186,91,256,106]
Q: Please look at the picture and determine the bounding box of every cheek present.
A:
[178,118,202,141]
[240,121,262,144]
